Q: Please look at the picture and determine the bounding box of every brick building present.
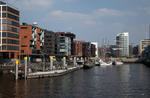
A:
[20,23,41,59]
[73,40,83,57]
[20,23,56,60]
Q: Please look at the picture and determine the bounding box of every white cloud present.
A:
[47,10,91,22]
[93,8,136,17]
[93,8,124,16]
[9,0,54,10]
[42,8,140,44]
[44,8,136,25]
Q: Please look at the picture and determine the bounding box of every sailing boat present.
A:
[112,37,123,65]
[100,39,112,67]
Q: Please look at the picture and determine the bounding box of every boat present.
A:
[100,39,112,67]
[99,59,112,67]
[83,62,94,69]
[77,60,84,65]
[112,60,123,65]
[101,62,112,66]
[95,61,100,66]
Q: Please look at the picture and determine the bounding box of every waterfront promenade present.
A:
[27,66,83,79]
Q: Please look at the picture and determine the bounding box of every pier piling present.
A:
[24,57,27,80]
[15,60,19,80]
[50,56,53,70]
[74,57,77,66]
[63,57,67,69]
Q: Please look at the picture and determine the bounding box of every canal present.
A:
[0,63,150,98]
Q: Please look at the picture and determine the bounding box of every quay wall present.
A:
[111,58,140,63]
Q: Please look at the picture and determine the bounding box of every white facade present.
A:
[59,35,71,56]
[116,32,129,57]
[140,39,150,54]
[91,42,99,58]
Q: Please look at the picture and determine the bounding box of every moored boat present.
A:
[99,59,112,67]
[83,62,94,69]
[112,61,123,65]
[95,61,100,66]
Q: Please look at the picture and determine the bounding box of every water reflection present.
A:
[1,64,150,98]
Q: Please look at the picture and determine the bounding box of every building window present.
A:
[24,36,27,38]
[2,19,19,27]
[2,38,19,45]
[2,32,19,38]
[21,27,27,29]
[2,45,19,50]
[21,45,27,47]
[21,50,24,53]
[7,6,19,15]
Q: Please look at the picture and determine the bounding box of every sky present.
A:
[3,0,150,45]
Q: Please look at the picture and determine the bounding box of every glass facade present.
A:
[2,19,19,27]
[116,32,129,57]
[0,3,19,51]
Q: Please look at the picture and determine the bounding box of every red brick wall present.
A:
[20,25,41,56]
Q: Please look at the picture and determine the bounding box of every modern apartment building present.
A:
[20,23,56,59]
[82,41,91,57]
[116,32,129,57]
[0,1,19,59]
[73,40,83,57]
[65,32,76,55]
[20,23,41,59]
[91,43,96,57]
[39,29,56,56]
[91,42,98,57]
[140,39,150,55]
[56,32,72,57]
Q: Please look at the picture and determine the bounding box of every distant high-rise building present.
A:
[0,1,20,59]
[116,32,129,57]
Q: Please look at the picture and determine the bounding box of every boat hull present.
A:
[83,63,94,69]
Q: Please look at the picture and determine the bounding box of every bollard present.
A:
[15,60,19,80]
[50,56,53,70]
[63,57,67,69]
[24,57,27,80]
[74,57,77,66]
[81,57,84,64]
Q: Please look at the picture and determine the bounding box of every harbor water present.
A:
[0,63,150,98]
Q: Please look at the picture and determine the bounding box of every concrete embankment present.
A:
[27,66,83,79]
[121,58,140,63]
[111,58,140,63]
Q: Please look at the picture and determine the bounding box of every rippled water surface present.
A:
[0,64,150,98]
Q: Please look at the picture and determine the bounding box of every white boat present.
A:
[116,61,123,65]
[99,59,112,67]
[112,61,123,65]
